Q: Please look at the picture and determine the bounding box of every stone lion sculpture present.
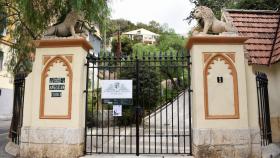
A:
[192,6,237,35]
[44,10,85,37]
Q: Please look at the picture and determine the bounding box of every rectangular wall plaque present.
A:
[112,105,122,117]
[40,56,73,119]
[101,80,133,99]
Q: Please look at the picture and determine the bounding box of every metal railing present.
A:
[10,72,26,144]
[84,51,192,156]
[256,72,272,146]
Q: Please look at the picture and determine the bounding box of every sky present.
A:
[110,0,196,35]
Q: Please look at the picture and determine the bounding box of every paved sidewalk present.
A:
[0,120,14,158]
[262,143,280,158]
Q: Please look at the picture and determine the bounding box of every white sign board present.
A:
[112,105,122,117]
[101,80,133,99]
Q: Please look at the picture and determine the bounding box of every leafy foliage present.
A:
[119,61,161,111]
[106,19,169,40]
[130,31,185,54]
[230,0,280,10]
[132,43,159,54]
[186,0,235,24]
[186,0,280,24]
[106,19,136,40]
[157,31,185,52]
[111,35,134,56]
[0,0,110,74]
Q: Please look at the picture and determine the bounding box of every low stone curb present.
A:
[262,143,280,158]
[5,141,19,157]
[0,116,12,121]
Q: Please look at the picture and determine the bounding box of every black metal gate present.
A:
[10,72,26,144]
[84,51,192,156]
[256,72,272,146]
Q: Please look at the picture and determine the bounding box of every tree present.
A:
[0,0,110,74]
[132,43,159,54]
[119,61,161,110]
[148,20,163,34]
[230,0,280,10]
[111,35,134,56]
[136,21,164,34]
[157,31,185,52]
[106,19,136,40]
[187,0,280,24]
[186,0,235,24]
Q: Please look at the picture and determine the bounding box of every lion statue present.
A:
[192,6,237,35]
[44,10,85,37]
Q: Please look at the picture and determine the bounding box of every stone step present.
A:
[90,145,190,154]
[87,128,190,135]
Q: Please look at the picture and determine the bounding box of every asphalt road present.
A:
[0,120,14,158]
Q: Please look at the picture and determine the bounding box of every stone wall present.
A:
[193,128,261,158]
[20,127,84,158]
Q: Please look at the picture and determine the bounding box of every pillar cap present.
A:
[186,35,249,50]
[35,38,93,52]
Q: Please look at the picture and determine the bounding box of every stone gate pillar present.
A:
[20,38,91,158]
[186,35,261,157]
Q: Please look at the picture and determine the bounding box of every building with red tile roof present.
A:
[222,9,280,144]
[222,9,280,65]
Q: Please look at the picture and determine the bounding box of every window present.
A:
[0,51,3,71]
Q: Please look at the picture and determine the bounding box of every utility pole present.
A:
[103,19,106,53]
[116,25,121,59]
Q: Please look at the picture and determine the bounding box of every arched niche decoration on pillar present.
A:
[40,55,73,119]
[203,53,239,119]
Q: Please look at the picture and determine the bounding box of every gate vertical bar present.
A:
[136,58,140,156]
[256,72,272,146]
[187,49,192,155]
[11,71,26,144]
[264,80,272,144]
[256,73,262,145]
[84,55,90,154]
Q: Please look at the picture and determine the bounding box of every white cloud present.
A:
[110,0,196,35]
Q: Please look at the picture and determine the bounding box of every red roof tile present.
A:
[224,9,280,65]
[239,32,275,39]
[271,25,280,63]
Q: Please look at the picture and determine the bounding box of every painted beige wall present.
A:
[189,37,261,157]
[23,46,87,128]
[0,43,13,89]
[191,44,249,129]
[253,62,280,142]
[244,60,259,129]
[207,59,235,115]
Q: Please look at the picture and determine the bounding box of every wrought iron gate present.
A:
[10,72,26,144]
[256,72,272,146]
[84,51,192,155]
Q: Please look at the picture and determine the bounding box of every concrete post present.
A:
[20,38,92,158]
[186,35,261,157]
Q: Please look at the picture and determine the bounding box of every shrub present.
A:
[118,61,161,124]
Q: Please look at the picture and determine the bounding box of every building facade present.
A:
[223,9,280,143]
[0,38,14,120]
[123,28,159,44]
